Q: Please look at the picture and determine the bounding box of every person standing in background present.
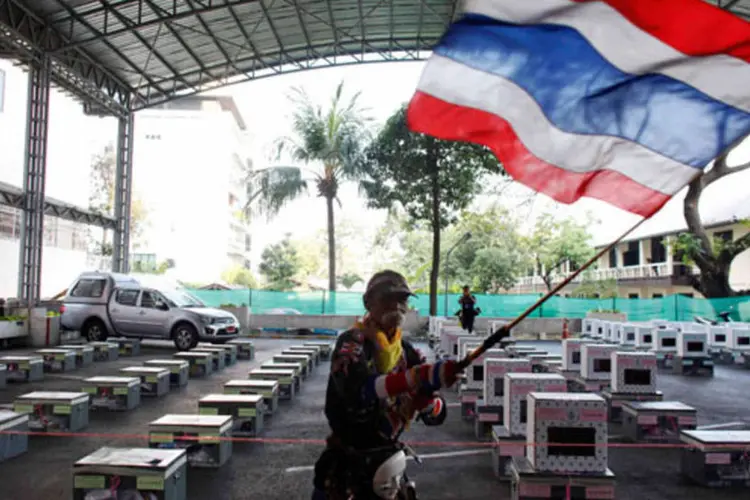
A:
[458,285,480,334]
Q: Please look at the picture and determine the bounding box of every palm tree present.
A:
[246,82,371,291]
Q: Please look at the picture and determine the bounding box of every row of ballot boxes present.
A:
[0,338,334,438]
[2,339,334,500]
[460,340,700,437]
[0,340,261,434]
[452,340,750,493]
[0,341,259,476]
[581,319,722,375]
[583,317,750,360]
[0,337,260,389]
[68,341,332,498]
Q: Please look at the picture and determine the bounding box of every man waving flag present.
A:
[407,0,750,217]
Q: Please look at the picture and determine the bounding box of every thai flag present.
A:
[407,0,750,217]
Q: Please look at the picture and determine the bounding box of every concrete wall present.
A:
[0,238,86,299]
[247,313,578,336]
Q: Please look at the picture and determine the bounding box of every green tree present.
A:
[88,143,148,258]
[673,149,750,297]
[221,266,258,288]
[360,105,502,315]
[338,272,364,290]
[132,259,173,275]
[526,214,595,292]
[259,235,301,291]
[248,82,371,292]
[448,206,529,293]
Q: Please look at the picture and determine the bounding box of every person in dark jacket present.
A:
[312,270,459,499]
[457,285,480,334]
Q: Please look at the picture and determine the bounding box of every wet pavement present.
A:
[0,339,748,499]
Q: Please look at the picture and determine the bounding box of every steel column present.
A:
[17,56,51,303]
[112,112,135,273]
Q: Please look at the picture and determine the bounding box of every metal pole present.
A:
[458,217,649,370]
[113,112,134,273]
[443,267,449,318]
[17,56,51,304]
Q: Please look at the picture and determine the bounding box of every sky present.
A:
[1,58,749,273]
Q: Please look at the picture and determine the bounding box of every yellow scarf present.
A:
[357,319,403,374]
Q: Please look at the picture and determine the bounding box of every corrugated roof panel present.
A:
[6,0,746,114]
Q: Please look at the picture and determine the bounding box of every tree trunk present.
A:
[684,177,735,298]
[326,194,337,292]
[429,161,441,317]
[693,267,734,298]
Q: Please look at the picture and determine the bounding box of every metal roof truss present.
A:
[1,0,749,115]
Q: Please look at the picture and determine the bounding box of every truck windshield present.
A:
[160,289,205,308]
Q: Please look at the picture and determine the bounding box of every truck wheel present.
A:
[173,323,198,351]
[83,318,108,342]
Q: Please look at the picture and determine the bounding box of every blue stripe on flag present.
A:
[434,15,750,169]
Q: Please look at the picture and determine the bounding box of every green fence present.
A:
[187,289,750,322]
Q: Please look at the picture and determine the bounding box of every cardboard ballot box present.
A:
[484,358,532,406]
[13,391,90,432]
[610,351,658,394]
[143,360,190,388]
[504,373,566,437]
[149,414,233,469]
[680,430,750,488]
[526,392,609,474]
[72,447,187,500]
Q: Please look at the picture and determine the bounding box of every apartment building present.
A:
[131,95,254,284]
[511,171,750,299]
[0,58,254,296]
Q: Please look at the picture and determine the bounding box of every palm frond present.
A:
[245,167,309,220]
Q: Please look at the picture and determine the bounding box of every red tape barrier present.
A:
[0,430,744,450]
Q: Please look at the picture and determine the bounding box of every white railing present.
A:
[516,262,697,289]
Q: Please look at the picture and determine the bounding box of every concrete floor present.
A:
[0,339,748,499]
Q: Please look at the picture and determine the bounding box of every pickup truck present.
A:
[60,271,240,350]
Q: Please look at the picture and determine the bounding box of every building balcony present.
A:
[516,262,699,288]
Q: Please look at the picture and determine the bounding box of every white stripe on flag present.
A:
[462,0,750,113]
[417,55,699,194]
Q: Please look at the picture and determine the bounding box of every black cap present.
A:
[363,270,414,305]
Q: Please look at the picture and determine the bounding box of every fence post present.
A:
[612,297,617,312]
[538,293,544,318]
[321,290,327,315]
[673,295,679,321]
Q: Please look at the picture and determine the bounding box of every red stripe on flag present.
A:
[406,91,673,217]
[574,0,750,63]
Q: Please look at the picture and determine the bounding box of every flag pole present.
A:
[456,216,650,371]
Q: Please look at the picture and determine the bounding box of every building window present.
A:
[628,293,639,299]
[650,237,666,263]
[43,217,58,247]
[714,230,733,243]
[0,207,19,239]
[652,293,663,299]
[0,68,5,112]
[623,241,639,266]
[608,248,617,268]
